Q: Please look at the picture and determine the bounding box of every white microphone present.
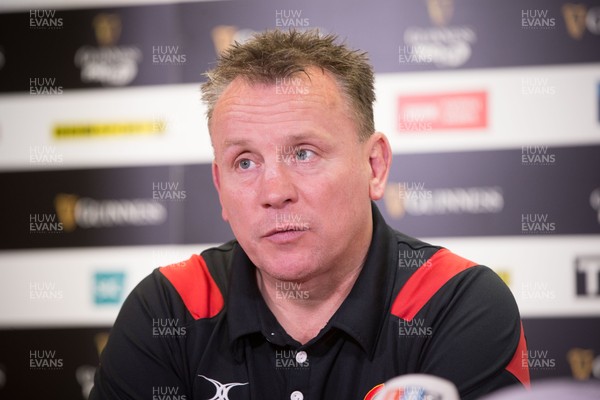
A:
[375,374,460,400]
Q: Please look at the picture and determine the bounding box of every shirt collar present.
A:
[328,202,397,358]
[227,246,290,350]
[226,202,397,359]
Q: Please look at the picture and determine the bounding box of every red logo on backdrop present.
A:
[397,91,487,132]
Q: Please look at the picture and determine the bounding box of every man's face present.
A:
[210,68,388,283]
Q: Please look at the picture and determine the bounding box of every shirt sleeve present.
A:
[417,265,530,398]
[89,269,192,400]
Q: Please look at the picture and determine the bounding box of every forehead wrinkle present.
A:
[214,95,341,130]
[218,92,338,113]
[220,107,324,125]
[210,70,358,140]
[213,70,344,113]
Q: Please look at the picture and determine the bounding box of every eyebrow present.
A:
[223,132,323,149]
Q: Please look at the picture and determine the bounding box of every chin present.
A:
[260,258,317,283]
[243,238,322,281]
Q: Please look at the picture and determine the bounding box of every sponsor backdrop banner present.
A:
[0,318,599,398]
[0,327,109,399]
[381,144,600,237]
[1,164,231,249]
[1,144,598,249]
[1,0,600,92]
[1,0,599,395]
[1,237,598,328]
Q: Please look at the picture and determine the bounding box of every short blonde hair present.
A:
[201,29,375,141]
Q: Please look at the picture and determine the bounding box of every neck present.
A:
[256,226,372,344]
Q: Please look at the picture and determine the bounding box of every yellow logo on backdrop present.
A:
[562,4,588,39]
[426,0,454,26]
[53,120,166,139]
[567,348,594,380]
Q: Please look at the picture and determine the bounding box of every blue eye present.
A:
[238,159,254,170]
[295,149,314,161]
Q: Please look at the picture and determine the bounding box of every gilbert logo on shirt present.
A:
[198,375,248,400]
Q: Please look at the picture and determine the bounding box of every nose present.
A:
[260,161,298,209]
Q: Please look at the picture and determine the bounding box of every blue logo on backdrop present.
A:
[93,271,126,305]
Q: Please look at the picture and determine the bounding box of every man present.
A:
[91,29,530,400]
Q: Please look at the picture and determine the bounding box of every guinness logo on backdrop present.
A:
[383,183,503,219]
[567,348,594,380]
[384,184,406,218]
[562,4,588,39]
[211,25,238,55]
[54,193,167,232]
[95,332,109,356]
[93,13,122,47]
[211,25,256,55]
[74,13,142,86]
[403,0,476,68]
[426,0,454,27]
[54,193,79,232]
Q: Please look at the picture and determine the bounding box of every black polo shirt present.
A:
[91,204,530,400]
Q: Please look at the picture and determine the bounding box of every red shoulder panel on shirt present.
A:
[391,248,477,321]
[505,322,531,388]
[159,254,224,320]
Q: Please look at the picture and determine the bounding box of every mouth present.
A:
[262,227,308,244]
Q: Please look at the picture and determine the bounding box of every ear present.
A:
[366,132,392,201]
[211,161,229,222]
